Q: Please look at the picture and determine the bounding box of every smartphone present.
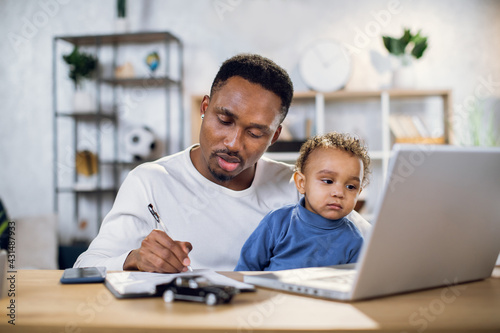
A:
[60,267,106,284]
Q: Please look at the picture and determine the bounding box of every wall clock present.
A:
[299,40,351,92]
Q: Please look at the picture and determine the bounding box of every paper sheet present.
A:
[105,269,254,297]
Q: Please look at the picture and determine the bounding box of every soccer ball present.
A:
[125,126,157,161]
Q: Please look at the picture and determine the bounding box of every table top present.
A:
[1,269,500,333]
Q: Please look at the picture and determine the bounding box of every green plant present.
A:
[382,28,428,63]
[117,0,126,18]
[63,46,97,90]
[468,101,499,147]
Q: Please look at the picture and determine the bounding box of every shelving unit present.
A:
[53,32,183,245]
[272,89,452,172]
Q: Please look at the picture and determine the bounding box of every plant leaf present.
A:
[383,28,428,59]
[401,28,412,44]
[382,36,405,55]
[396,28,411,54]
[411,38,428,59]
[391,38,405,55]
[62,46,97,89]
[382,36,392,52]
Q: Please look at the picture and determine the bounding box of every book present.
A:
[388,115,407,138]
[411,115,430,137]
[105,269,255,299]
[389,114,430,139]
[398,115,421,138]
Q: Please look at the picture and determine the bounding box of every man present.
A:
[74,54,371,272]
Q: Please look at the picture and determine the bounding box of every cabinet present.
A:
[191,89,452,219]
[53,32,183,244]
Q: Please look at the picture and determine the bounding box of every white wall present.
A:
[0,0,499,230]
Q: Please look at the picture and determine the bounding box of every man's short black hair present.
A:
[210,54,294,123]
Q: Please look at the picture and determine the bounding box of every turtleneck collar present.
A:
[297,197,348,230]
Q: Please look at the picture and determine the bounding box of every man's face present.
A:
[294,147,364,220]
[196,76,283,188]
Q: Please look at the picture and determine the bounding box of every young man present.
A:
[74,54,371,273]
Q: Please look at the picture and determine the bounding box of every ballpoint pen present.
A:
[148,203,193,272]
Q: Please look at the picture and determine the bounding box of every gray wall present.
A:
[1,0,499,227]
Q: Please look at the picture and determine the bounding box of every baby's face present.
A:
[295,147,363,220]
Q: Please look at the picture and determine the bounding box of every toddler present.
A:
[235,132,371,271]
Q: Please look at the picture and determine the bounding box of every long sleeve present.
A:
[234,216,275,271]
[235,199,365,272]
[74,168,156,270]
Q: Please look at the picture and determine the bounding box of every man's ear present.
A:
[270,125,282,145]
[200,95,209,118]
[293,171,306,195]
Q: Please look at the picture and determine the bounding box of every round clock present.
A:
[299,40,352,92]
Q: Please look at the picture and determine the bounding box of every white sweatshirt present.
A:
[74,145,371,271]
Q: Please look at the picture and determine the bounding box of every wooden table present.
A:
[1,269,500,332]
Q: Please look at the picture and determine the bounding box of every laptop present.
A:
[244,144,500,301]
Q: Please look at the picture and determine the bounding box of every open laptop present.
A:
[244,144,500,301]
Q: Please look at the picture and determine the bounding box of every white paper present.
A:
[105,269,254,296]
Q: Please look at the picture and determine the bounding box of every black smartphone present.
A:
[60,267,106,284]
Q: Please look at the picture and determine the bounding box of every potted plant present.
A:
[382,28,428,88]
[115,0,128,32]
[63,46,97,112]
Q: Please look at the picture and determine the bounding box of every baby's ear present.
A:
[293,171,306,195]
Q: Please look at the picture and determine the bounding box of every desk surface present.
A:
[1,269,500,333]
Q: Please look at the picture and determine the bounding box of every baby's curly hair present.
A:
[295,132,371,188]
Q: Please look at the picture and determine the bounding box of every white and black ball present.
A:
[125,126,157,161]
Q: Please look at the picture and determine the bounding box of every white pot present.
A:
[73,90,94,113]
[391,55,416,89]
[115,18,128,33]
[392,64,415,89]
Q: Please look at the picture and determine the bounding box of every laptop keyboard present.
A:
[313,271,356,285]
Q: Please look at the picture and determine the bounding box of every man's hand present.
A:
[123,229,193,273]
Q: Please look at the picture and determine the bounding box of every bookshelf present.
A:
[286,89,451,174]
[53,32,183,246]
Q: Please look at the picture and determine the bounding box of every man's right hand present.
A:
[123,229,193,273]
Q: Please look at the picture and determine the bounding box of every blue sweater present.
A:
[235,197,363,271]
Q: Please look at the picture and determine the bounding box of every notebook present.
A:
[105,269,255,299]
[243,144,500,301]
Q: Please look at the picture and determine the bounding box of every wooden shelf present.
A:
[56,186,117,194]
[293,89,452,100]
[395,137,446,144]
[56,31,180,46]
[55,112,116,120]
[101,76,180,87]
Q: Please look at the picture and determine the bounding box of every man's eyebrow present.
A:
[317,169,361,182]
[248,122,272,134]
[215,106,238,119]
[215,106,273,134]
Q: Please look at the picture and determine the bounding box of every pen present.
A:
[148,203,193,272]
